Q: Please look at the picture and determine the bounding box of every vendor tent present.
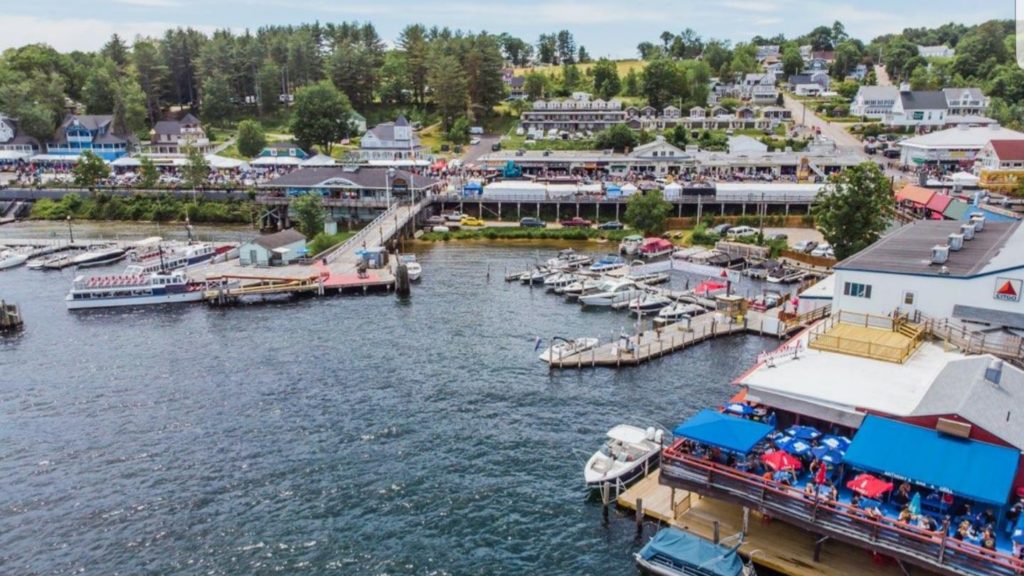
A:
[205,154,249,170]
[673,409,773,455]
[620,183,639,197]
[663,182,683,199]
[949,171,980,186]
[252,156,302,167]
[110,157,141,167]
[301,154,336,167]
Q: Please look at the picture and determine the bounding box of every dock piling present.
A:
[601,483,610,523]
[713,520,720,544]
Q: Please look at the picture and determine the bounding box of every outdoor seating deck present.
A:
[808,311,924,363]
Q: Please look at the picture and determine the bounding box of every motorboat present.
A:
[589,254,627,273]
[545,249,592,270]
[657,301,705,322]
[767,266,806,284]
[693,279,728,297]
[635,527,754,576]
[627,271,670,285]
[638,238,675,260]
[619,234,643,256]
[0,248,30,270]
[558,277,603,298]
[27,254,63,270]
[579,278,640,307]
[70,247,127,268]
[584,425,663,491]
[750,291,782,311]
[519,266,553,285]
[65,270,218,309]
[543,272,579,290]
[399,254,421,281]
[613,292,673,314]
[123,243,218,274]
[538,336,600,362]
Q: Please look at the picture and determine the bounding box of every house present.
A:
[898,124,1024,167]
[918,45,955,59]
[833,219,1024,328]
[727,135,768,155]
[810,50,835,63]
[847,64,868,82]
[761,106,792,121]
[238,228,306,267]
[710,105,729,118]
[47,114,133,160]
[359,116,423,161]
[977,140,1024,193]
[755,45,780,62]
[689,106,707,119]
[663,106,681,119]
[850,85,900,119]
[0,115,41,162]
[741,73,778,104]
[787,71,830,92]
[886,89,948,128]
[507,76,526,100]
[521,98,626,134]
[794,84,822,97]
[943,88,989,117]
[146,113,210,155]
[735,106,756,120]
[764,62,785,76]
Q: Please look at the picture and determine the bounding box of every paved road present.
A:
[782,93,865,155]
[461,135,501,165]
[874,64,893,87]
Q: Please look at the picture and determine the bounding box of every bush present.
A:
[307,231,354,256]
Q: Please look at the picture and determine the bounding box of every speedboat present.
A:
[399,255,421,281]
[584,425,663,491]
[27,254,62,270]
[543,272,578,290]
[65,270,216,310]
[615,292,673,314]
[618,234,643,256]
[538,337,599,362]
[546,249,591,270]
[579,278,639,307]
[635,527,754,576]
[693,279,728,297]
[750,291,782,311]
[0,249,30,270]
[71,247,127,268]
[657,301,705,322]
[638,238,674,260]
[589,254,627,273]
[558,277,603,298]
[519,266,552,285]
[767,266,806,284]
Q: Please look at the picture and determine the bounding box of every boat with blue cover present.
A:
[589,254,627,273]
[635,527,756,576]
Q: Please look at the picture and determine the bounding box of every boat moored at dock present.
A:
[585,424,663,493]
[69,247,128,269]
[635,527,754,576]
[538,336,599,362]
[590,254,627,273]
[579,278,639,307]
[65,270,214,309]
[638,238,675,260]
[619,235,643,256]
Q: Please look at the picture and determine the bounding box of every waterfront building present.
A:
[238,228,306,266]
[943,88,989,117]
[886,89,948,128]
[977,140,1024,193]
[0,114,41,163]
[145,113,210,156]
[47,114,133,160]
[850,85,900,119]
[358,116,423,161]
[897,124,1024,167]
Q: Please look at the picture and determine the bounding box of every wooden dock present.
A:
[617,470,936,576]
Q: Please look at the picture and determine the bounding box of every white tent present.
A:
[949,171,980,186]
[111,157,141,167]
[663,182,683,199]
[251,156,302,167]
[301,153,336,167]
[620,183,639,197]
[205,154,249,170]
[29,154,83,163]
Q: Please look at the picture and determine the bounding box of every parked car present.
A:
[559,217,593,228]
[425,215,446,227]
[444,211,465,222]
[470,137,481,145]
[460,216,485,227]
[519,217,547,228]
[810,243,833,258]
[597,220,624,230]
[711,223,732,236]
[491,142,502,151]
[727,225,758,238]
[792,240,818,253]
[766,232,788,242]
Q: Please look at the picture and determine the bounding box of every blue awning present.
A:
[844,416,1019,506]
[674,409,773,455]
[638,527,743,576]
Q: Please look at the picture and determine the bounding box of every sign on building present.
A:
[994,277,1022,302]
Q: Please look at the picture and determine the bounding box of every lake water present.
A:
[0,238,777,575]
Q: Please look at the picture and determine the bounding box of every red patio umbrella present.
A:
[847,473,894,499]
[762,451,803,471]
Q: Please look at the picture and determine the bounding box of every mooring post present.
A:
[713,520,720,544]
[636,498,644,535]
[601,483,610,523]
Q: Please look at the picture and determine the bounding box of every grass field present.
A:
[513,59,647,78]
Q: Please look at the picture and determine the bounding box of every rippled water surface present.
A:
[0,239,777,575]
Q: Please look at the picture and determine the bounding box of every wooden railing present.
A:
[660,448,1024,576]
[806,311,923,364]
[921,317,1024,365]
[779,303,831,330]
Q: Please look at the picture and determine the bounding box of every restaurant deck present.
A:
[807,311,925,363]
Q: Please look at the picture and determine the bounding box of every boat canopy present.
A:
[638,527,744,576]
[844,416,1019,506]
[607,425,648,445]
[673,409,773,455]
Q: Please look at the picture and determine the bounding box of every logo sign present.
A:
[995,277,1022,302]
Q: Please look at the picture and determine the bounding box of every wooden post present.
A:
[743,506,750,535]
[670,488,677,518]
[813,535,825,562]
[713,520,720,544]
[601,483,610,523]
[938,517,950,563]
[636,498,644,535]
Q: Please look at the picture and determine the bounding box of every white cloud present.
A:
[112,0,182,7]
[722,0,781,14]
[0,15,216,51]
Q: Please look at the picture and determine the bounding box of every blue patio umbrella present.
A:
[811,445,844,465]
[820,435,851,452]
[724,402,754,416]
[1014,516,1024,544]
[785,425,822,441]
[775,435,812,456]
[909,492,922,516]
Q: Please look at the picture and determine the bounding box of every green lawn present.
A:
[513,59,647,78]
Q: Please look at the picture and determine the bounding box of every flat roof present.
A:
[799,274,834,300]
[900,126,1024,150]
[836,220,1023,278]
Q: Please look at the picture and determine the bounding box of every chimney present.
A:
[985,358,1004,385]
[960,222,976,240]
[931,244,950,264]
[948,233,964,251]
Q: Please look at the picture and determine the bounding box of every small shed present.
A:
[239,228,307,267]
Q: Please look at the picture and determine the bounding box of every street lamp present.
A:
[66,215,74,244]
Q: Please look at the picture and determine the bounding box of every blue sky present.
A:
[3,0,1013,56]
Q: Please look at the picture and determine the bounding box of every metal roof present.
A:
[260,166,437,190]
[899,90,948,111]
[248,228,305,250]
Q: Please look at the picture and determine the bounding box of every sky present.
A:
[2,0,1013,57]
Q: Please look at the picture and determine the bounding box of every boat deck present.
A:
[618,470,937,576]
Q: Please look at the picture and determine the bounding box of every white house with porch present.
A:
[359,116,422,161]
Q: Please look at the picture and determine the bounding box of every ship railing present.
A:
[660,447,1024,576]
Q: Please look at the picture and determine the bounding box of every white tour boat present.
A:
[65,270,212,310]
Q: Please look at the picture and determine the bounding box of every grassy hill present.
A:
[513,59,646,78]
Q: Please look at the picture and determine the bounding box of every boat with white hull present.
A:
[0,249,30,270]
[544,272,579,290]
[546,249,592,270]
[125,243,218,274]
[538,337,600,362]
[585,425,663,492]
[657,302,705,322]
[579,279,640,307]
[614,292,673,314]
[589,254,627,273]
[401,255,422,281]
[558,277,603,298]
[70,247,127,269]
[65,270,214,310]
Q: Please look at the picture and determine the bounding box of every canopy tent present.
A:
[637,527,744,576]
[774,435,812,457]
[673,409,773,455]
[28,154,83,163]
[844,416,1019,506]
[663,182,683,199]
[110,157,141,167]
[605,185,622,198]
[949,171,980,186]
[462,181,483,196]
[785,425,822,441]
[620,183,639,197]
[251,156,302,166]
[0,150,33,160]
[301,153,336,167]
[925,193,953,214]
[205,154,249,170]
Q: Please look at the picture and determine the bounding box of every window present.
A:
[903,291,915,306]
[843,282,872,299]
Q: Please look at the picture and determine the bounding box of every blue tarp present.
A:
[674,409,773,455]
[844,416,1019,506]
[638,527,744,576]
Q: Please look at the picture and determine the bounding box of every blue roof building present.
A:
[47,114,133,160]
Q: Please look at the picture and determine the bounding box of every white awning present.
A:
[0,150,33,160]
[252,156,302,166]
[111,157,141,167]
[205,154,249,170]
[301,153,336,167]
[271,247,291,254]
[29,154,84,163]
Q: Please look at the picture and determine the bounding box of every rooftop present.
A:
[836,220,1024,278]
[250,228,305,250]
[899,90,948,111]
[989,139,1024,162]
[260,166,437,190]
[900,125,1024,150]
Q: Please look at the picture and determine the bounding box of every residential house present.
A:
[794,84,823,97]
[848,64,868,82]
[146,113,210,155]
[764,61,785,76]
[787,71,830,92]
[238,228,306,267]
[521,98,626,134]
[507,76,526,100]
[918,45,955,59]
[887,90,948,128]
[689,106,707,119]
[47,114,133,160]
[0,114,41,162]
[850,86,900,119]
[663,106,681,120]
[943,88,989,117]
[735,106,756,120]
[755,45,780,62]
[761,106,792,121]
[359,116,423,161]
[741,73,778,105]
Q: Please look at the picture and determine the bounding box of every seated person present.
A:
[981,528,997,551]
[866,506,883,521]
[954,520,974,541]
[980,507,996,528]
[898,507,913,524]
[803,482,815,500]
[893,482,912,506]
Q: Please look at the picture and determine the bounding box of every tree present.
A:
[101,34,129,68]
[555,30,576,64]
[447,116,470,145]
[622,69,641,97]
[182,145,210,190]
[592,58,621,100]
[200,74,234,123]
[139,156,158,189]
[560,63,582,94]
[642,58,686,110]
[290,80,354,153]
[623,190,672,235]
[702,40,732,72]
[811,162,893,260]
[113,76,147,136]
[72,151,110,189]
[594,124,637,152]
[398,24,430,104]
[236,119,267,158]
[835,79,860,99]
[832,40,862,79]
[537,33,558,64]
[428,53,468,131]
[576,46,590,64]
[637,42,659,61]
[132,39,167,124]
[782,45,804,77]
[666,124,689,148]
[524,71,549,100]
[291,193,325,239]
[952,21,1009,80]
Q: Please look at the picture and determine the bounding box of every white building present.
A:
[740,73,778,105]
[850,86,900,119]
[918,45,955,59]
[897,124,1024,167]
[834,219,1024,329]
[727,135,769,155]
[943,88,989,117]
[794,84,822,97]
[886,90,948,128]
[359,116,422,161]
[0,114,41,161]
